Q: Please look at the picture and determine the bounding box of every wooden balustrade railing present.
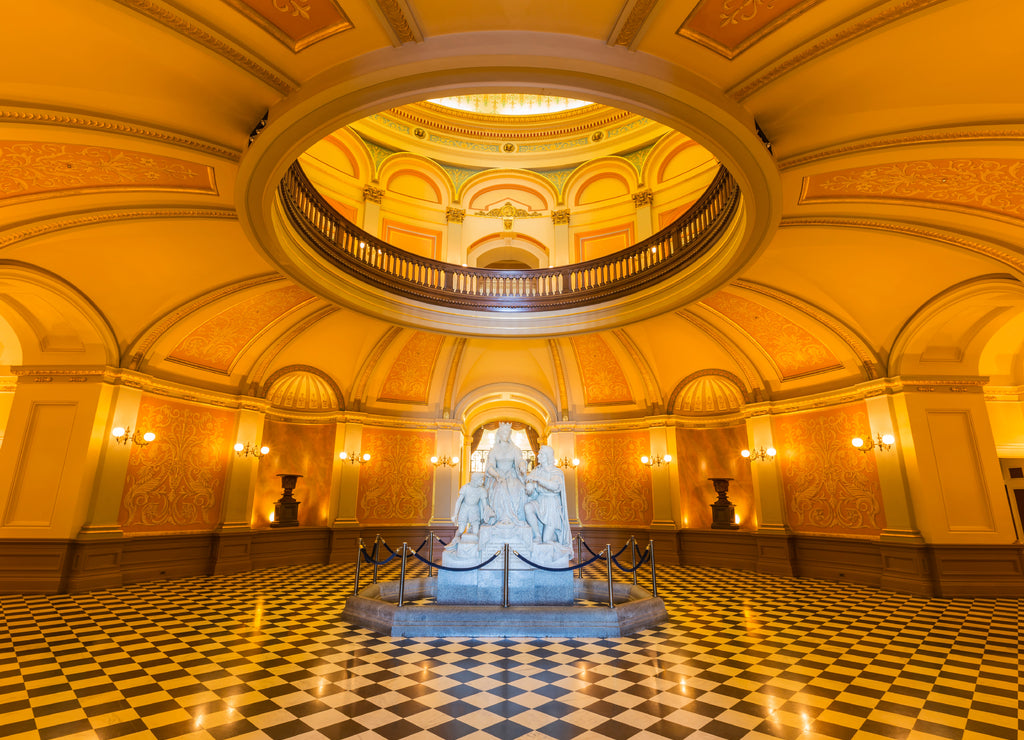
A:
[279,161,740,312]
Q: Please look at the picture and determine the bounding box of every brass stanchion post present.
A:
[503,544,510,608]
[353,538,363,595]
[606,544,615,609]
[630,536,638,586]
[648,539,658,597]
[427,530,434,579]
[398,542,408,607]
[371,534,381,584]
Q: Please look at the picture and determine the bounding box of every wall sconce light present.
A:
[235,442,269,459]
[557,456,580,469]
[430,454,459,467]
[340,451,371,464]
[741,446,776,462]
[851,433,895,452]
[111,426,155,447]
[640,454,672,467]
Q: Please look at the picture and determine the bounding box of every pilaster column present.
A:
[745,414,787,532]
[332,422,364,526]
[632,189,654,241]
[429,428,462,527]
[546,430,580,526]
[219,407,265,529]
[551,209,571,266]
[647,425,679,529]
[445,207,465,265]
[864,394,922,541]
[362,185,384,237]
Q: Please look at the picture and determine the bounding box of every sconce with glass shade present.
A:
[740,446,776,462]
[557,456,580,469]
[851,433,895,452]
[340,451,371,464]
[111,426,155,447]
[430,454,459,467]
[234,442,269,459]
[640,454,672,467]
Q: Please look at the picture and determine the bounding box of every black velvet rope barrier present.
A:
[413,539,428,553]
[581,540,631,560]
[611,549,650,573]
[432,534,448,546]
[360,547,398,566]
[412,549,503,571]
[512,550,604,572]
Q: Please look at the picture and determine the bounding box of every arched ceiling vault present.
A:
[1,0,1022,429]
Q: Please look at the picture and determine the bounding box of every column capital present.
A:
[362,184,384,204]
[632,189,654,208]
[445,206,466,224]
[551,209,571,225]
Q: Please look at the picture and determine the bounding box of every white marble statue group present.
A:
[448,423,572,562]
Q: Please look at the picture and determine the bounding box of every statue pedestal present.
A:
[437,522,573,605]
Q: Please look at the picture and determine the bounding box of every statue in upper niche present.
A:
[483,422,528,525]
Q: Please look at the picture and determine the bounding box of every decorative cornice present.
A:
[0,106,240,161]
[109,0,295,95]
[609,0,660,48]
[984,384,1024,402]
[388,105,632,141]
[778,216,1024,276]
[551,209,571,225]
[732,279,882,377]
[729,0,947,101]
[632,189,654,208]
[778,126,1024,171]
[445,207,466,224]
[0,207,237,251]
[363,184,385,203]
[124,275,286,370]
[372,0,421,45]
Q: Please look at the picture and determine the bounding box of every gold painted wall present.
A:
[676,426,754,529]
[356,427,434,525]
[576,431,652,526]
[119,396,233,534]
[252,420,336,528]
[773,403,886,535]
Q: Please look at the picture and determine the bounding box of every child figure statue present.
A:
[448,472,493,549]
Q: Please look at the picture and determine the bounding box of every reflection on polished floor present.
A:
[0,563,1019,740]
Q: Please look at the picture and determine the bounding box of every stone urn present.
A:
[708,477,739,530]
[271,473,303,528]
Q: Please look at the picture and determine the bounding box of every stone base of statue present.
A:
[437,521,574,605]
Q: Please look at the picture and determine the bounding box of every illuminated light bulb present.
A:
[451,456,459,465]
[766,447,776,457]
[663,454,672,463]
[143,432,156,443]
[339,452,348,460]
[361,453,371,462]
[851,437,864,448]
[735,513,741,524]
[430,456,439,464]
[112,426,126,438]
[572,458,579,467]
[882,433,895,445]
[641,455,650,465]
[741,449,751,458]
[235,442,245,452]
[269,511,275,522]
[359,241,365,249]
[260,446,269,455]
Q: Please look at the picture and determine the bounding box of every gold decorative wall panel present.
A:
[576,432,652,526]
[229,0,352,51]
[252,420,336,528]
[773,403,886,535]
[801,159,1024,221]
[676,426,753,529]
[119,397,233,533]
[356,428,433,525]
[0,142,216,202]
[678,0,815,58]
[167,285,314,373]
[378,331,442,404]
[570,334,633,406]
[701,291,841,379]
[3,403,76,527]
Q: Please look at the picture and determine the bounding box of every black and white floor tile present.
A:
[1,559,1020,739]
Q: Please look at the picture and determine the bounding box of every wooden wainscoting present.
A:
[0,539,72,593]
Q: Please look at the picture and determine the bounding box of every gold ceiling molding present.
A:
[0,207,237,251]
[778,216,1024,276]
[677,0,821,59]
[800,159,1024,223]
[612,329,663,413]
[442,337,467,420]
[371,0,421,45]
[349,325,403,411]
[223,0,353,52]
[669,370,747,416]
[246,306,339,394]
[609,0,660,49]
[732,279,881,377]
[125,275,286,369]
[677,309,765,399]
[778,126,1024,171]
[728,0,947,101]
[0,106,240,162]
[548,339,570,422]
[262,364,343,411]
[386,106,633,142]
[109,0,295,95]
[0,142,216,203]
[984,384,1024,402]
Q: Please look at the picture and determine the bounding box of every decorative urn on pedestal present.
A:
[708,477,740,530]
[271,473,302,528]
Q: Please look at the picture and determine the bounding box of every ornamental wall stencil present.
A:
[377,331,443,403]
[356,428,434,524]
[570,334,633,405]
[119,397,232,533]
[576,431,652,526]
[227,0,353,51]
[773,403,886,534]
[801,159,1024,221]
[0,142,215,201]
[678,0,817,58]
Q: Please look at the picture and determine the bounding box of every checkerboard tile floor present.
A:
[1,561,1020,739]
